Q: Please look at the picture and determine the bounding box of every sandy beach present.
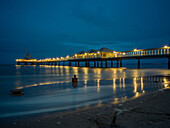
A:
[0,88,170,128]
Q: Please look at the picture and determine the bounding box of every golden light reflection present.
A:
[120,69,123,73]
[72,67,78,75]
[141,77,143,91]
[163,77,167,84]
[133,70,139,78]
[114,70,117,74]
[164,84,168,88]
[163,77,169,89]
[97,79,100,93]
[16,80,69,89]
[119,78,122,88]
[93,68,102,77]
[112,98,120,104]
[134,92,139,97]
[110,69,117,78]
[84,80,87,88]
[82,67,89,80]
[133,77,137,93]
[123,78,125,88]
[96,68,101,75]
[64,66,70,75]
[84,68,89,74]
[60,66,64,76]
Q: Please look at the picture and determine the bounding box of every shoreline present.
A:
[0,88,170,128]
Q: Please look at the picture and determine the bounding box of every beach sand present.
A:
[0,88,170,128]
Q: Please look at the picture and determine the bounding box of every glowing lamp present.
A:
[164,45,168,48]
[134,49,137,51]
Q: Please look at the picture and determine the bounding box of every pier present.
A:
[16,46,170,69]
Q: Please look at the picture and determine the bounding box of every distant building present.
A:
[98,47,113,57]
[24,52,33,59]
[16,52,37,65]
[73,47,117,58]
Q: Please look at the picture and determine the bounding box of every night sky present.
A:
[0,0,170,64]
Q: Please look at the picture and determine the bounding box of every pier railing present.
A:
[68,47,169,60]
[32,46,170,62]
[117,47,170,58]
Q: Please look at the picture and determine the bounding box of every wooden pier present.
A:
[16,46,170,69]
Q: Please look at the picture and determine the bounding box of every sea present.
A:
[0,61,170,118]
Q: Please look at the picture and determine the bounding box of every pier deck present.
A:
[16,46,170,69]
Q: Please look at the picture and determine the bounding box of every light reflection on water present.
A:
[0,65,169,118]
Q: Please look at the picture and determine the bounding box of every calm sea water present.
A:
[0,64,169,118]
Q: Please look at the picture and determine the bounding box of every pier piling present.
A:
[97,61,99,68]
[87,61,89,67]
[101,61,103,68]
[138,59,140,69]
[111,61,113,68]
[117,60,119,68]
[78,61,79,67]
[94,61,96,68]
[120,60,122,67]
[105,61,107,68]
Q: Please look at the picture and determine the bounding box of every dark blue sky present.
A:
[0,0,170,64]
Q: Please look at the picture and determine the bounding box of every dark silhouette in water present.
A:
[72,75,78,82]
[72,82,78,88]
[10,89,24,96]
[72,75,78,88]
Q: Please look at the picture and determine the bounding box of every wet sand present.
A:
[0,88,170,128]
